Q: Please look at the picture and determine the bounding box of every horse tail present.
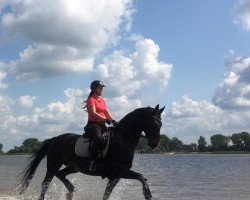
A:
[18,138,52,194]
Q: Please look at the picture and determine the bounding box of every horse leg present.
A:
[38,163,61,200]
[140,176,151,200]
[55,166,76,200]
[102,178,120,200]
[131,173,152,200]
[109,168,152,200]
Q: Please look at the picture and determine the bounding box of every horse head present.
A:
[143,104,165,149]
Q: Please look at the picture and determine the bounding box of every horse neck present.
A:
[116,110,145,147]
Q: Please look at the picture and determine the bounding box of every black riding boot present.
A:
[89,139,100,171]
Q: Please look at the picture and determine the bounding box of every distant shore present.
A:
[1,151,250,156]
[167,151,250,154]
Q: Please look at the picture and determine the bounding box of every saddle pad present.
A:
[75,136,90,158]
[75,133,110,158]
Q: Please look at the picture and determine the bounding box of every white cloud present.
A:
[165,95,250,143]
[2,87,250,150]
[0,94,13,117]
[107,95,142,120]
[0,88,87,150]
[0,1,173,149]
[0,86,144,150]
[11,44,94,81]
[213,52,250,109]
[0,61,8,89]
[96,50,141,97]
[2,0,133,46]
[0,71,8,89]
[96,36,172,97]
[1,0,134,81]
[19,95,37,107]
[0,94,21,150]
[17,115,32,127]
[31,88,85,126]
[132,37,172,88]
[167,95,222,129]
[234,0,250,31]
[3,0,250,150]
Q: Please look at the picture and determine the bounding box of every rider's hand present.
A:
[112,120,118,126]
[104,118,112,125]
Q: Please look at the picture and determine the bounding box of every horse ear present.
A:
[159,106,165,114]
[154,104,159,113]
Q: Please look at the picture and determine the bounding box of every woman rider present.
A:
[84,80,116,171]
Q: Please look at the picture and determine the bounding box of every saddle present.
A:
[75,131,110,158]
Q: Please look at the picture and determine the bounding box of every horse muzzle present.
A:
[148,138,160,149]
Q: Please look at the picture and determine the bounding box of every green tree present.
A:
[210,134,230,151]
[137,137,153,153]
[8,146,23,154]
[231,133,244,150]
[198,136,207,152]
[7,138,46,154]
[137,135,172,153]
[239,132,250,151]
[157,135,170,152]
[169,137,183,151]
[0,143,3,154]
[22,138,42,153]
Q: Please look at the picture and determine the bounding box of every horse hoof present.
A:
[143,186,152,200]
[66,192,74,200]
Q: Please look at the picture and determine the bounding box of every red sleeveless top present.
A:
[86,95,107,122]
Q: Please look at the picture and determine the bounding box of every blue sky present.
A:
[0,0,250,151]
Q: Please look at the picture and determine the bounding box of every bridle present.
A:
[140,115,162,139]
[141,133,147,139]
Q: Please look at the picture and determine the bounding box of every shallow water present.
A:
[1,154,250,200]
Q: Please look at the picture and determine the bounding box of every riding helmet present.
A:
[90,80,106,91]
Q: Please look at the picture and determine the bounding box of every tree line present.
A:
[0,138,48,154]
[137,131,250,153]
[0,135,183,154]
[198,132,250,152]
[0,131,250,154]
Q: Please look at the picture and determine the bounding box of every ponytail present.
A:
[83,90,95,109]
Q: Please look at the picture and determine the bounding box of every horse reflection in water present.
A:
[18,105,165,200]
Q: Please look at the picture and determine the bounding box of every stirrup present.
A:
[89,160,97,171]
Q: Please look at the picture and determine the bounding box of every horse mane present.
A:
[117,106,153,127]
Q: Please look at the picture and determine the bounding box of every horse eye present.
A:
[156,120,162,127]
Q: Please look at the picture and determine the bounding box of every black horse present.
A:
[18,105,165,200]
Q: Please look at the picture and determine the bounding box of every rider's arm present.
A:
[104,108,114,121]
[87,105,106,121]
